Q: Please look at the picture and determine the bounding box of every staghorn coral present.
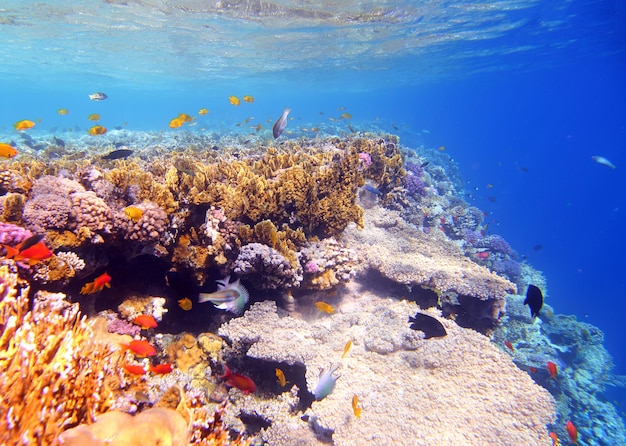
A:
[342,206,516,333]
[0,265,121,446]
[234,242,302,289]
[218,293,555,446]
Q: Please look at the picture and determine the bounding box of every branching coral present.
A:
[0,265,120,445]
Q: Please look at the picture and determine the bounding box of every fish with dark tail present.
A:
[102,149,134,160]
[272,108,291,138]
[524,284,543,318]
[408,311,447,339]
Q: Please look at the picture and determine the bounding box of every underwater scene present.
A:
[1,1,625,445]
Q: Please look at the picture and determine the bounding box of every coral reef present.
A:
[0,265,121,445]
[234,243,302,289]
[0,221,32,245]
[219,288,555,445]
[342,205,516,333]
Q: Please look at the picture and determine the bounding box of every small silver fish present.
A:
[592,155,616,169]
[89,92,108,101]
[198,289,239,304]
[272,108,291,139]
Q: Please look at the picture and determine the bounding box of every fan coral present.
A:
[234,242,302,289]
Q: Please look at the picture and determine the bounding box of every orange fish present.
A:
[133,315,158,329]
[549,431,560,446]
[504,340,514,351]
[87,113,101,121]
[547,361,558,379]
[87,125,107,136]
[219,364,256,394]
[275,368,286,387]
[352,394,361,418]
[2,235,53,265]
[14,119,36,131]
[169,117,184,128]
[0,143,18,159]
[242,95,254,103]
[80,272,111,294]
[123,363,147,375]
[229,96,241,106]
[178,113,193,123]
[120,340,157,357]
[342,340,352,359]
[476,251,489,260]
[529,366,537,373]
[198,108,209,115]
[149,363,173,374]
[565,420,577,444]
[178,297,192,311]
[315,301,335,314]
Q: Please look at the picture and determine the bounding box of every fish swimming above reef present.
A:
[2,234,53,265]
[219,364,256,394]
[124,205,144,222]
[89,92,108,101]
[408,311,447,339]
[315,301,335,314]
[272,108,291,138]
[275,368,287,387]
[565,420,577,444]
[524,284,543,318]
[0,143,18,159]
[14,119,36,131]
[102,149,134,160]
[87,125,107,136]
[591,155,616,169]
[133,315,158,329]
[80,272,112,294]
[314,364,340,400]
[198,276,249,315]
[120,340,157,357]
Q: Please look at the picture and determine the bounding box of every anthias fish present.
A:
[352,394,362,418]
[524,284,543,318]
[80,272,112,294]
[14,119,36,131]
[0,143,18,158]
[272,108,291,138]
[3,235,53,265]
[123,363,146,375]
[124,205,144,222]
[565,420,577,444]
[89,92,108,101]
[133,315,158,329]
[149,363,173,374]
[547,361,558,379]
[408,311,447,339]
[87,125,107,136]
[120,340,157,357]
[342,340,352,359]
[219,364,256,394]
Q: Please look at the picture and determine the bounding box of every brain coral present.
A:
[218,296,555,446]
[342,206,516,333]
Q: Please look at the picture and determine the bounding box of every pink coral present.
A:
[0,222,32,245]
[69,191,113,233]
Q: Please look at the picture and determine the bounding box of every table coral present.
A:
[218,294,555,446]
[0,265,121,445]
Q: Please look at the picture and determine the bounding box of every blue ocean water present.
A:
[1,0,625,434]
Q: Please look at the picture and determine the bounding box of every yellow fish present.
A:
[57,108,69,115]
[229,96,241,106]
[198,108,209,115]
[87,113,101,121]
[315,301,335,314]
[340,112,352,119]
[352,394,361,418]
[0,143,18,159]
[178,297,192,311]
[87,125,107,136]
[178,113,193,123]
[169,117,184,128]
[124,206,144,222]
[275,368,286,387]
[243,95,254,103]
[437,146,446,152]
[14,119,36,131]
[342,340,352,359]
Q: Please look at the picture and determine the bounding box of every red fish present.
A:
[565,420,578,444]
[219,364,256,394]
[133,315,158,329]
[123,363,146,375]
[120,340,157,357]
[476,251,489,260]
[2,235,53,265]
[529,366,537,373]
[149,363,173,374]
[549,431,560,446]
[504,340,514,351]
[80,272,112,294]
[547,361,558,379]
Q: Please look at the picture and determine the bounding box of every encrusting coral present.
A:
[0,264,120,446]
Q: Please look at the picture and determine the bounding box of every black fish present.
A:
[272,108,291,138]
[524,284,543,318]
[102,149,134,160]
[52,136,65,148]
[18,234,45,252]
[408,312,447,339]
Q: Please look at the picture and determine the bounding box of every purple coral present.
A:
[107,316,141,337]
[481,234,515,257]
[234,242,301,289]
[115,201,170,244]
[491,259,522,282]
[0,222,32,245]
[405,162,427,197]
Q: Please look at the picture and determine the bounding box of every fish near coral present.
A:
[314,364,340,401]
[549,431,560,446]
[275,368,287,387]
[198,276,249,315]
[87,113,101,121]
[352,394,361,418]
[123,363,147,375]
[565,420,577,444]
[342,340,352,359]
[14,119,36,131]
[124,205,144,222]
[408,311,447,339]
[57,108,69,115]
[524,284,543,318]
[169,117,184,128]
[504,340,514,351]
[133,315,158,329]
[149,363,173,374]
[2,234,53,265]
[80,272,112,294]
[547,361,558,379]
[87,125,107,136]
[315,301,335,314]
[178,297,192,311]
[120,340,157,357]
[0,143,18,159]
[272,108,291,138]
[219,364,256,394]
